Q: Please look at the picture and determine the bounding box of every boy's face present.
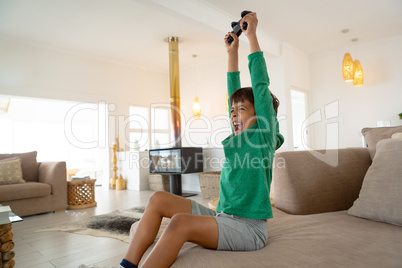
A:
[230,100,257,136]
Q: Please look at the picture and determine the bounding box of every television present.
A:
[149,147,203,197]
[149,147,203,174]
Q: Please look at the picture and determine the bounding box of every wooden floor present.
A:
[12,188,209,268]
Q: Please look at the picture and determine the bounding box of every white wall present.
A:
[310,35,402,149]
[278,43,311,151]
[0,37,170,148]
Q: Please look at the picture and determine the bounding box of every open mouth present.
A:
[233,121,243,135]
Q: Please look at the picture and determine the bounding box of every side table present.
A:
[67,179,97,210]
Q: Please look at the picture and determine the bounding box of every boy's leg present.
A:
[123,191,192,266]
[141,214,219,268]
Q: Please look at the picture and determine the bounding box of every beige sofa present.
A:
[137,127,402,267]
[0,151,67,216]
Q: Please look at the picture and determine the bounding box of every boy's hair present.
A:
[230,87,279,116]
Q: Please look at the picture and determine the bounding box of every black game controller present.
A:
[226,10,252,43]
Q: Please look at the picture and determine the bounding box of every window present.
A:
[0,97,109,186]
[291,89,309,150]
[129,106,150,151]
[129,105,170,150]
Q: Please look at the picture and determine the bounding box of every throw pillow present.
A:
[0,157,26,185]
[348,138,402,226]
[362,126,402,159]
[0,151,38,182]
[392,132,402,139]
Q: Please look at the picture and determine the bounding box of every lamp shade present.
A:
[342,53,354,82]
[353,60,364,87]
[192,96,201,118]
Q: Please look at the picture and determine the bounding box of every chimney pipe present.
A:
[167,36,181,148]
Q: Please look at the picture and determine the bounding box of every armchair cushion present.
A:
[348,138,402,226]
[0,182,51,201]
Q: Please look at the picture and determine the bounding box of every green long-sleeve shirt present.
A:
[216,51,284,219]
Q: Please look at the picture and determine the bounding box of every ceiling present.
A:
[0,0,401,73]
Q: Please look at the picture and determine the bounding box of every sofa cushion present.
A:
[0,151,39,182]
[348,138,402,226]
[362,126,402,159]
[0,182,51,202]
[0,157,25,185]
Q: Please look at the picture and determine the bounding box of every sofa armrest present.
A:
[272,148,371,215]
[38,162,67,198]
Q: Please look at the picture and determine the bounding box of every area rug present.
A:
[36,207,146,243]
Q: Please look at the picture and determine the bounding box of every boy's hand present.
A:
[224,32,239,54]
[240,12,258,38]
[241,12,261,53]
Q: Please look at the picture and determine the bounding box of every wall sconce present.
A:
[342,53,364,86]
[192,55,201,118]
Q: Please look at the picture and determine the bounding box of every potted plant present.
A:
[399,112,402,120]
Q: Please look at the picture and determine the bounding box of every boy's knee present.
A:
[167,213,190,234]
[149,191,168,206]
[129,222,139,241]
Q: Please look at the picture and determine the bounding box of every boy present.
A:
[119,12,284,268]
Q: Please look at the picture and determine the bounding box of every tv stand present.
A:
[170,174,197,197]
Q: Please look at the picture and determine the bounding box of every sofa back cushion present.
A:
[362,126,402,160]
[0,151,39,182]
[0,157,25,185]
[348,138,402,226]
[273,148,372,215]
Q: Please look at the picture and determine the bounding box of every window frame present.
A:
[129,105,171,150]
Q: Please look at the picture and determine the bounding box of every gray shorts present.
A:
[190,200,268,251]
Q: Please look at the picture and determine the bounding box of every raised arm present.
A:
[225,32,240,72]
[242,12,284,149]
[224,32,241,118]
[240,12,261,54]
